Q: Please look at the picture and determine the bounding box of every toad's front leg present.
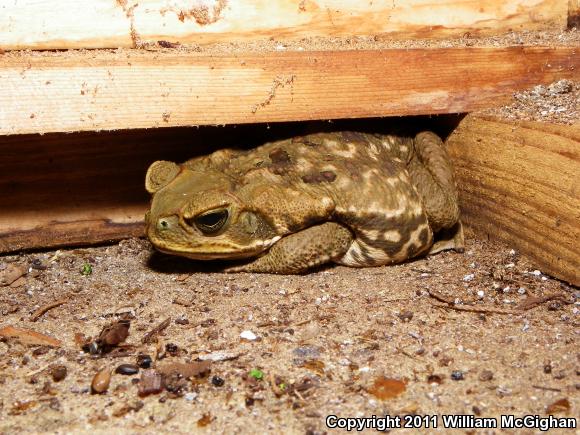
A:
[224,222,353,274]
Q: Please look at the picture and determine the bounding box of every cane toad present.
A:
[145,131,463,273]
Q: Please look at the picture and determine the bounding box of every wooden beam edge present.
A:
[1,46,578,135]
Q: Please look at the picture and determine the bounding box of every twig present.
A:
[517,294,571,311]
[30,298,68,321]
[141,317,171,344]
[532,384,562,392]
[427,290,518,315]
[430,301,518,315]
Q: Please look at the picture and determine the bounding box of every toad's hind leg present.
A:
[408,131,464,251]
[224,222,353,274]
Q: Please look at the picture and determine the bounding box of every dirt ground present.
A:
[0,230,577,434]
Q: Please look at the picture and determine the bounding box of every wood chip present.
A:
[0,264,27,286]
[142,317,171,344]
[30,298,68,321]
[0,325,61,347]
[158,361,211,378]
[138,369,163,397]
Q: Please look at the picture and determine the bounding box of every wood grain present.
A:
[0,0,568,50]
[1,47,578,135]
[446,115,580,285]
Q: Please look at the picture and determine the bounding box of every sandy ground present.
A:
[0,231,577,434]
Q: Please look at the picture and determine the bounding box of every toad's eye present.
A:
[191,209,229,234]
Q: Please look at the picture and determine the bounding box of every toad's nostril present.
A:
[158,219,170,230]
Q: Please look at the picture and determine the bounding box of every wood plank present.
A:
[0,0,568,50]
[1,47,578,135]
[446,115,580,285]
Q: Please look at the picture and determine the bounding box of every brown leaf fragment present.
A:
[0,326,61,347]
[98,319,130,346]
[546,398,570,414]
[197,413,213,427]
[138,369,164,397]
[158,361,211,379]
[368,377,407,400]
[9,400,38,415]
[300,359,325,375]
[142,317,171,343]
[0,264,27,286]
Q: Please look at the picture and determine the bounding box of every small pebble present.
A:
[240,330,257,341]
[477,290,485,299]
[184,392,198,402]
[450,370,464,381]
[532,270,542,276]
[211,375,225,387]
[517,287,526,295]
[115,364,139,376]
[479,370,494,381]
[137,354,153,369]
[463,274,474,282]
[397,311,414,322]
[50,365,67,382]
[91,369,111,394]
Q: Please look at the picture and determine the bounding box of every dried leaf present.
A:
[546,398,570,414]
[368,377,406,400]
[197,413,212,427]
[0,325,61,347]
[98,320,130,346]
[301,359,325,375]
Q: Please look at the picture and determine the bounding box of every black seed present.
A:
[451,370,464,381]
[116,364,140,375]
[137,354,153,369]
[211,375,225,387]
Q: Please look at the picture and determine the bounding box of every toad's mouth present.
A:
[150,235,282,261]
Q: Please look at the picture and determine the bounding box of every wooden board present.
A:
[1,46,578,135]
[446,115,580,285]
[0,0,568,50]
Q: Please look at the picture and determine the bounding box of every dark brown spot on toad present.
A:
[342,131,366,143]
[269,148,291,165]
[418,228,429,245]
[301,171,337,184]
